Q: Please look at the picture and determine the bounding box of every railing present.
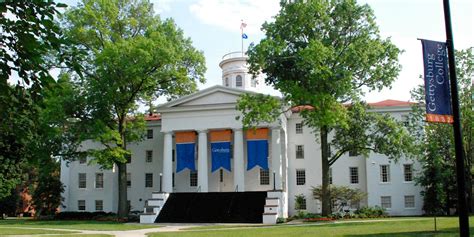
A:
[222,51,247,60]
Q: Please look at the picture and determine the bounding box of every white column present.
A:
[162,131,173,193]
[271,127,282,190]
[198,130,209,192]
[233,128,245,192]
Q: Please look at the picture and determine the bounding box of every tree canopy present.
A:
[238,0,410,216]
[62,0,206,217]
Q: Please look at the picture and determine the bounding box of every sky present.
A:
[60,0,474,103]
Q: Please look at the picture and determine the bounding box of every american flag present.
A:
[240,21,247,30]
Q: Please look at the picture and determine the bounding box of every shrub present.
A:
[55,211,117,220]
[354,206,387,218]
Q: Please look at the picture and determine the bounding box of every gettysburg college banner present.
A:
[421,39,453,124]
[246,128,269,171]
[210,130,232,172]
[175,131,196,172]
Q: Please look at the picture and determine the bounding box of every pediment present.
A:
[157,85,256,111]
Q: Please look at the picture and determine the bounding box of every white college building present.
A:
[60,52,423,224]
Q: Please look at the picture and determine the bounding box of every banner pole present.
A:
[443,0,469,236]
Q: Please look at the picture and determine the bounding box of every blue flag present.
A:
[211,142,231,172]
[176,143,196,172]
[421,39,453,124]
[247,140,268,170]
[242,33,248,39]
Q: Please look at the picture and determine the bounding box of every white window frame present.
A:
[296,145,304,159]
[380,165,391,183]
[190,171,198,187]
[78,173,86,189]
[147,129,153,139]
[260,169,270,185]
[236,75,243,87]
[381,196,391,209]
[146,150,153,163]
[349,167,359,184]
[295,122,303,134]
[78,200,86,211]
[145,173,153,188]
[404,195,415,209]
[403,164,413,182]
[95,173,104,189]
[95,200,103,211]
[296,169,306,185]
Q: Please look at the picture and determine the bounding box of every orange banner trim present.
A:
[210,130,232,142]
[426,114,454,124]
[175,131,196,143]
[246,128,269,140]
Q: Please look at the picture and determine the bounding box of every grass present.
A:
[41,235,112,237]
[0,219,160,231]
[0,227,79,235]
[148,217,474,237]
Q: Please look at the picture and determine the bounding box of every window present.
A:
[78,200,86,211]
[251,78,257,87]
[350,167,359,184]
[329,168,333,184]
[219,169,224,183]
[147,129,153,139]
[236,75,243,87]
[145,173,153,188]
[404,195,415,208]
[190,171,198,187]
[146,150,153,163]
[296,169,306,185]
[79,156,87,164]
[296,197,307,210]
[260,169,270,185]
[172,172,175,187]
[127,200,131,211]
[295,123,303,134]
[95,200,103,211]
[127,173,131,187]
[225,77,229,87]
[381,196,391,209]
[404,164,413,182]
[95,173,104,189]
[78,173,86,189]
[380,165,390,183]
[296,145,304,159]
[349,150,359,157]
[126,153,131,164]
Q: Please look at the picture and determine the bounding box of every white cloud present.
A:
[189,0,280,34]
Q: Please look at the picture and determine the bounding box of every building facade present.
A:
[60,52,423,221]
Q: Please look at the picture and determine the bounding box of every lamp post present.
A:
[159,173,163,193]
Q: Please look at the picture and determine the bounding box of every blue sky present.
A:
[61,0,473,102]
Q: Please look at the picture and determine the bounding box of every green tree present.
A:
[62,0,206,217]
[237,0,412,216]
[0,0,68,199]
[410,47,473,214]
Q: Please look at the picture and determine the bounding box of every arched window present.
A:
[236,75,243,87]
[225,77,229,87]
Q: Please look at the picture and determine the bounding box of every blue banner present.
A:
[421,39,453,123]
[211,142,231,172]
[176,143,196,172]
[247,140,268,170]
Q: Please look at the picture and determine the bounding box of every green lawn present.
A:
[0,227,79,235]
[148,217,474,237]
[0,219,160,231]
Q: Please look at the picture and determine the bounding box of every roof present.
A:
[145,114,161,121]
[291,99,414,113]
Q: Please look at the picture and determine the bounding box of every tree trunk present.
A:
[117,162,128,218]
[117,119,128,218]
[321,126,331,216]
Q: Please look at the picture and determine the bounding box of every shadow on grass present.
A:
[344,227,472,237]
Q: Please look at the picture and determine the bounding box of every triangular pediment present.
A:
[157,85,257,111]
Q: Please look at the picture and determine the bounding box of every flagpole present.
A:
[443,0,469,236]
[241,20,244,57]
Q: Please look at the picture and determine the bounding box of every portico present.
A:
[156,86,286,194]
